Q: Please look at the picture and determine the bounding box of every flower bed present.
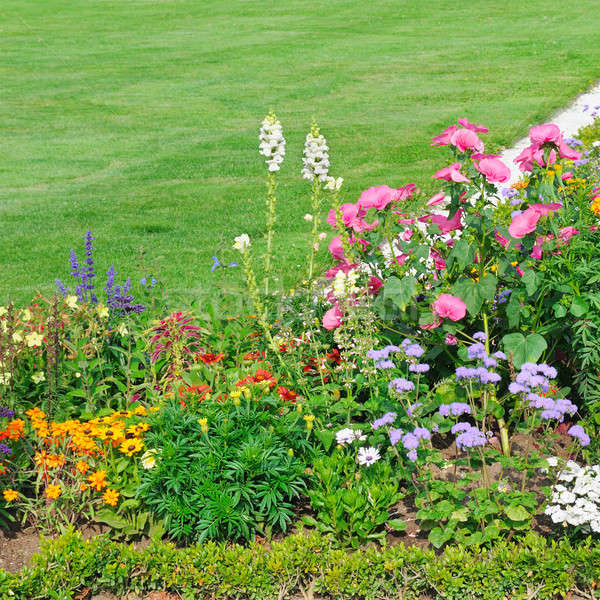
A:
[2,113,600,596]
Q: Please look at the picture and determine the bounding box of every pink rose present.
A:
[431,125,459,147]
[458,118,488,133]
[433,163,470,183]
[475,157,511,183]
[450,128,484,153]
[432,294,467,321]
[508,208,541,239]
[529,123,562,146]
[323,305,343,330]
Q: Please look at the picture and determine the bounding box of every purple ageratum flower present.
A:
[407,449,418,461]
[510,198,522,206]
[405,344,425,358]
[567,424,590,447]
[389,428,403,446]
[407,402,422,417]
[367,348,389,361]
[467,343,487,360]
[473,331,487,341]
[439,402,471,418]
[384,345,402,354]
[389,378,415,394]
[413,426,430,440]
[540,409,564,421]
[537,364,557,379]
[574,158,589,166]
[451,422,472,434]
[555,398,577,416]
[493,351,506,360]
[409,363,430,374]
[455,366,477,380]
[0,443,11,456]
[372,412,397,430]
[431,423,439,433]
[511,210,523,219]
[375,359,395,370]
[501,187,519,198]
[402,432,419,450]
[564,137,583,147]
[401,338,412,348]
[455,425,487,450]
[520,362,539,373]
[509,382,527,394]
[0,406,15,418]
[479,370,501,385]
[483,356,497,368]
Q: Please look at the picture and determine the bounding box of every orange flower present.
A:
[26,408,46,420]
[34,450,49,468]
[76,460,90,474]
[133,406,148,417]
[126,422,149,436]
[102,488,119,506]
[45,484,62,500]
[0,464,7,476]
[88,470,108,491]
[80,483,88,492]
[197,352,225,365]
[2,489,18,502]
[46,454,65,469]
[6,419,25,441]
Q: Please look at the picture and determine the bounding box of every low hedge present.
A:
[1,528,599,600]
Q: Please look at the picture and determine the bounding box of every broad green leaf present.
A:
[521,269,540,296]
[501,333,547,369]
[387,518,407,531]
[504,504,530,522]
[570,296,589,317]
[477,274,498,302]
[383,276,417,311]
[552,302,567,318]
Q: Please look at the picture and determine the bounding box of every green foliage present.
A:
[137,400,311,542]
[304,453,403,547]
[2,528,600,600]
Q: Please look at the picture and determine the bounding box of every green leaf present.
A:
[521,269,540,296]
[477,274,498,302]
[501,333,547,369]
[570,296,589,317]
[429,526,450,549]
[504,504,530,522]
[387,518,407,531]
[506,292,521,328]
[383,276,418,311]
[552,302,567,318]
[450,507,469,522]
[450,239,474,269]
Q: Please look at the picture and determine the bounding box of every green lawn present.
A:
[1,0,600,304]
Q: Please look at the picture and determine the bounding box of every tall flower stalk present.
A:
[302,120,330,280]
[259,111,285,295]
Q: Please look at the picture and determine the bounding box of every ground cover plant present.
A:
[2,111,600,597]
[4,1,600,302]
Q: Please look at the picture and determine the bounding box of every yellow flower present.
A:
[134,406,148,417]
[303,415,315,431]
[126,422,149,436]
[0,306,7,317]
[31,371,45,384]
[12,331,23,343]
[25,331,43,347]
[197,418,208,434]
[96,304,109,319]
[21,309,31,321]
[102,488,120,507]
[119,438,144,457]
[65,295,78,309]
[45,484,62,500]
[2,489,19,502]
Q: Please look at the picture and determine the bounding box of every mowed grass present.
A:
[1,0,600,304]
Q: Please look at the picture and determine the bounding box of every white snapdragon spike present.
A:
[302,125,330,182]
[331,268,361,299]
[325,176,343,191]
[259,112,286,172]
[233,234,251,253]
[545,461,600,533]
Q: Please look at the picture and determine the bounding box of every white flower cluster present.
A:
[332,269,360,299]
[545,458,600,532]
[336,427,366,446]
[324,176,343,191]
[233,233,251,253]
[259,113,286,172]
[302,130,330,182]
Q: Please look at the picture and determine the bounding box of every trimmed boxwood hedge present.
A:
[1,528,599,600]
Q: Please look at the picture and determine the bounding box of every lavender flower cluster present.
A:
[452,422,487,450]
[0,406,14,419]
[389,424,432,461]
[454,338,505,386]
[0,443,11,456]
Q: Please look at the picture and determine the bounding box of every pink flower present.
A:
[558,141,581,161]
[531,234,553,260]
[427,192,446,206]
[529,123,562,146]
[508,208,541,239]
[323,305,343,330]
[458,118,488,133]
[325,262,357,279]
[432,294,467,322]
[475,157,511,183]
[328,236,347,261]
[514,145,556,171]
[450,128,484,153]
[431,125,459,147]
[430,248,446,270]
[558,226,579,243]
[530,202,562,216]
[357,185,397,211]
[433,163,470,183]
[368,276,383,295]
[445,334,459,345]
[494,229,510,249]
[402,228,413,241]
[561,171,574,181]
[326,202,361,228]
[420,209,463,234]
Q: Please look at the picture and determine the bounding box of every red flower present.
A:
[243,351,265,361]
[197,352,225,365]
[278,386,298,403]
